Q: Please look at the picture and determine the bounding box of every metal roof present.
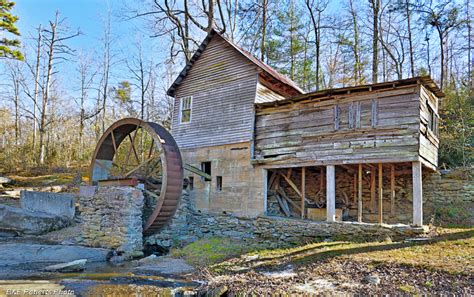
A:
[255,76,445,108]
[166,29,304,97]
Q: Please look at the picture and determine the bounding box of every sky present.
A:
[10,0,170,98]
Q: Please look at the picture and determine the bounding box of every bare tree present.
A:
[38,12,80,165]
[369,0,381,83]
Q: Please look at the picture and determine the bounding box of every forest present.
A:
[0,0,472,173]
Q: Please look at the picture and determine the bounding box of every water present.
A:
[0,262,199,297]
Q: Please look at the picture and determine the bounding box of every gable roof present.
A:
[166,29,304,97]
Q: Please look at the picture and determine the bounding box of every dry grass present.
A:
[211,227,474,275]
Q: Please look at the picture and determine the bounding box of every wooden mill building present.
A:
[167,29,443,226]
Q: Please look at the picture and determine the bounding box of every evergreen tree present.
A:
[0,0,23,60]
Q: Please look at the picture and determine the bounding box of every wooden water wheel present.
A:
[89,118,183,235]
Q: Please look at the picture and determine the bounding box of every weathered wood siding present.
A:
[254,86,423,167]
[418,85,439,168]
[171,35,260,149]
[182,142,266,217]
[255,82,286,103]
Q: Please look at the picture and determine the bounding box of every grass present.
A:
[193,228,474,275]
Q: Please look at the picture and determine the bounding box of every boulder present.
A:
[43,259,87,272]
[0,243,110,266]
[0,204,71,235]
[0,176,11,185]
[20,191,76,219]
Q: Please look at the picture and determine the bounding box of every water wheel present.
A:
[89,118,183,235]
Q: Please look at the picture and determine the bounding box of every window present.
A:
[201,161,211,182]
[179,96,192,123]
[427,103,439,137]
[188,176,194,190]
[216,176,222,191]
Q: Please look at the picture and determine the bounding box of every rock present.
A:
[0,243,110,266]
[135,257,195,275]
[20,191,76,219]
[43,259,87,272]
[138,254,158,264]
[364,274,381,285]
[0,204,71,235]
[0,176,12,185]
[207,285,228,297]
[243,254,259,261]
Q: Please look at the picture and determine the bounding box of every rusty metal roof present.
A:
[255,76,445,108]
[166,29,304,97]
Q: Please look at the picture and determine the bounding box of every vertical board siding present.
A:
[418,85,439,168]
[254,87,423,166]
[171,35,260,149]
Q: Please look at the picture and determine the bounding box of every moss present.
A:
[170,237,255,267]
[398,284,417,294]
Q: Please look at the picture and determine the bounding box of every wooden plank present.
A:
[301,167,305,218]
[378,163,383,224]
[275,194,290,217]
[277,188,301,212]
[358,164,363,222]
[98,178,138,187]
[390,164,395,216]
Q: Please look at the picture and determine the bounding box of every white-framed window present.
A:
[179,96,192,123]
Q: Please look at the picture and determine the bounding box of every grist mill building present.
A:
[167,29,442,227]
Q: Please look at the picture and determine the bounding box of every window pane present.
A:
[181,109,191,122]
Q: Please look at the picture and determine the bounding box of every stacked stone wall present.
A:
[79,186,144,257]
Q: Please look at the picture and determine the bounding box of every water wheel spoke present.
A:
[121,125,140,175]
[124,156,159,178]
[147,139,155,159]
[110,129,117,153]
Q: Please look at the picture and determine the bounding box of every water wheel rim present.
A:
[89,118,183,235]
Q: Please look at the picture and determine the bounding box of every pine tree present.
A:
[0,0,23,60]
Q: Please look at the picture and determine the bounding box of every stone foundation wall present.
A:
[423,169,474,226]
[146,191,426,249]
[79,186,144,257]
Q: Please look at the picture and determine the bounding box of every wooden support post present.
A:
[378,163,383,224]
[358,164,362,222]
[390,164,395,216]
[412,161,423,226]
[353,173,357,204]
[326,165,336,222]
[370,167,376,212]
[301,167,305,219]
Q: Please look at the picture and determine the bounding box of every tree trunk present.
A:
[371,0,380,83]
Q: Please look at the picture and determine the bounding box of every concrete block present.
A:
[20,191,76,219]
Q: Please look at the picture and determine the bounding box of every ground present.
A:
[1,170,473,295]
[172,228,473,295]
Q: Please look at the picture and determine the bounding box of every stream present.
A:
[0,261,200,296]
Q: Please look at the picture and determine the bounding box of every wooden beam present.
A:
[412,161,423,226]
[390,164,395,216]
[353,173,357,204]
[378,163,383,224]
[358,164,363,223]
[183,163,211,180]
[279,172,302,198]
[301,167,306,219]
[370,167,376,213]
[326,165,336,222]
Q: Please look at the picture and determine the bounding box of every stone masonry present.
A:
[147,168,473,249]
[79,186,144,258]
